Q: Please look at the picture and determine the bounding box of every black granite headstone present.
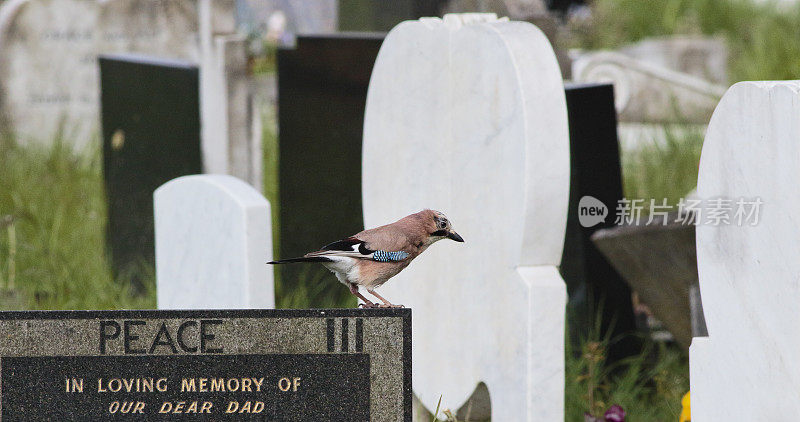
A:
[560,82,640,362]
[100,54,202,287]
[338,0,447,31]
[0,309,410,421]
[276,35,384,307]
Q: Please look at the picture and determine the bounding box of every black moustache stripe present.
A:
[431,229,448,237]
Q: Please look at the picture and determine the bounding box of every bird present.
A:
[268,209,464,308]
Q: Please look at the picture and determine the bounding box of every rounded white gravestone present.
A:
[155,174,274,309]
[362,14,569,421]
[691,81,800,420]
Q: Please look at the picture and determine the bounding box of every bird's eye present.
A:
[438,220,447,229]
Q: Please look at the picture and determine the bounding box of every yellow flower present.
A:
[679,391,691,422]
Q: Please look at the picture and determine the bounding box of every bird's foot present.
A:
[358,302,378,308]
[376,303,405,308]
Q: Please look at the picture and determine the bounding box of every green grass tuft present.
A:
[0,136,154,310]
[621,125,704,206]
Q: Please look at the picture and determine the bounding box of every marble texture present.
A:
[362,14,569,421]
[691,81,800,420]
[154,174,273,309]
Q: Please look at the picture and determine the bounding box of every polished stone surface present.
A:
[0,309,410,421]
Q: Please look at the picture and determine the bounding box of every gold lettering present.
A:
[200,401,213,413]
[186,401,198,413]
[109,401,120,414]
[226,401,239,413]
[66,378,83,393]
[156,378,168,392]
[159,402,172,413]
[98,379,107,393]
[278,377,291,391]
[241,378,252,392]
[252,377,264,392]
[121,401,133,413]
[227,378,240,392]
[253,401,264,413]
[133,402,145,413]
[174,401,185,413]
[241,401,252,412]
[181,378,196,392]
[142,378,153,392]
[211,378,225,391]
[108,378,122,392]
[199,378,208,392]
[293,377,301,392]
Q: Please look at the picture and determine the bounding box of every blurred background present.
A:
[0,0,795,419]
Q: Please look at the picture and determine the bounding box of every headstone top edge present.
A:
[0,308,411,320]
[154,174,266,207]
[98,53,198,69]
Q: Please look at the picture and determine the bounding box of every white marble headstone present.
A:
[362,14,570,421]
[154,174,274,309]
[691,81,800,420]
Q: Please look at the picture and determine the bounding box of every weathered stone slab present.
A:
[0,0,200,148]
[0,309,410,421]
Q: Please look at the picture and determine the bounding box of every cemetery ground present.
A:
[0,112,696,419]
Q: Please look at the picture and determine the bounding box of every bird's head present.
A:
[428,210,464,244]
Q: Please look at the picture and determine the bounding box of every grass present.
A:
[0,136,154,310]
[621,125,704,206]
[567,0,800,83]
[566,336,688,421]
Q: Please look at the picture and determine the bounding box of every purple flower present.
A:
[604,404,626,422]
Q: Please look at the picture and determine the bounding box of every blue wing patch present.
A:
[372,250,410,262]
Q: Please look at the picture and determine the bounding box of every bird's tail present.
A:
[267,256,332,264]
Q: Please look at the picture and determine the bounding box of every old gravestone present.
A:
[155,175,274,309]
[100,55,202,283]
[276,33,383,307]
[0,0,261,188]
[0,309,410,420]
[362,14,569,421]
[560,82,640,361]
[691,81,800,420]
[0,0,200,148]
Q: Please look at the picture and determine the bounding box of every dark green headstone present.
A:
[99,55,202,288]
[276,35,384,307]
[560,82,640,362]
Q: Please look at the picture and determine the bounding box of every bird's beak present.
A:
[447,230,464,242]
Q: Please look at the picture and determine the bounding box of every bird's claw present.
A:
[377,304,405,308]
[358,302,377,309]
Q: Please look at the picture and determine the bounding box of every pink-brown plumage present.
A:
[269,209,464,307]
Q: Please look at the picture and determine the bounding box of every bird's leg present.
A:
[349,283,376,308]
[367,289,404,308]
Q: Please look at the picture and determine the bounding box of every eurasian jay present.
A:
[269,209,464,308]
